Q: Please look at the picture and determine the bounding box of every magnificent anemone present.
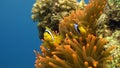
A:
[34,34,115,68]
[59,0,107,36]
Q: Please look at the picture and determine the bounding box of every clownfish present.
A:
[74,23,86,35]
[43,27,62,44]
[74,24,81,35]
[43,27,54,41]
[78,26,86,35]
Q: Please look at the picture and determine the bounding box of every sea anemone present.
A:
[59,0,107,37]
[34,34,115,68]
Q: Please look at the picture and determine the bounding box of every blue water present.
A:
[0,0,88,68]
[0,0,41,68]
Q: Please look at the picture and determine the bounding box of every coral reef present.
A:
[31,0,120,68]
[31,0,86,39]
[96,0,120,67]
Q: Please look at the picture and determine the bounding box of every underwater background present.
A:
[0,0,89,68]
[0,0,40,68]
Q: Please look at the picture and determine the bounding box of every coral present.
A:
[30,0,119,68]
[34,34,115,68]
[79,0,87,9]
[96,0,120,67]
[97,29,120,68]
[104,30,120,68]
[31,0,86,39]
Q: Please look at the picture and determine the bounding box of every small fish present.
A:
[74,23,86,35]
[43,27,54,41]
[74,24,81,35]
